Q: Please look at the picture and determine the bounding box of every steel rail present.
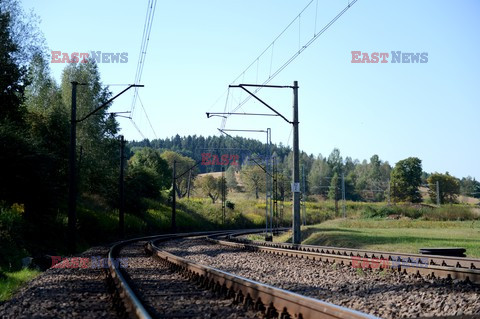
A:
[107,230,236,319]
[243,240,480,269]
[148,236,378,319]
[212,236,480,284]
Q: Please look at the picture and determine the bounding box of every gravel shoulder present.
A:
[0,246,118,319]
[159,238,480,319]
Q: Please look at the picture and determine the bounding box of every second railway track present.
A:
[108,230,379,319]
[106,229,480,319]
[219,234,480,284]
[155,233,480,319]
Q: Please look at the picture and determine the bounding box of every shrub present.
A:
[226,201,235,210]
[0,206,28,270]
[423,205,476,221]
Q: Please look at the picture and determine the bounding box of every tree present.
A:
[390,157,422,203]
[124,166,161,213]
[129,147,171,190]
[427,172,460,204]
[307,154,331,197]
[353,155,391,202]
[60,62,121,203]
[327,148,343,175]
[0,0,46,67]
[276,172,290,201]
[161,150,196,198]
[0,5,59,222]
[328,172,340,213]
[460,176,480,199]
[196,175,227,203]
[240,164,265,199]
[124,147,171,212]
[345,171,360,201]
[225,166,238,190]
[0,9,26,123]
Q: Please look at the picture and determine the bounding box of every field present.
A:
[275,219,480,257]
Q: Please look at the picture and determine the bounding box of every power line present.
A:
[286,126,293,147]
[125,0,157,142]
[224,0,358,121]
[137,93,158,139]
[130,118,146,140]
[131,0,157,116]
[232,0,315,87]
[214,1,315,127]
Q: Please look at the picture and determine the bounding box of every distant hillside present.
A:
[129,134,293,174]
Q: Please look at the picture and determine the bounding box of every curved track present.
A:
[107,230,378,319]
[218,234,480,284]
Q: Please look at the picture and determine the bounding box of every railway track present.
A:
[157,234,480,318]
[107,230,378,319]
[217,233,480,285]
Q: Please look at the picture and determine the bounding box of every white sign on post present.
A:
[291,182,300,193]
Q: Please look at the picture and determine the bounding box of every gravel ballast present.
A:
[159,238,480,319]
[0,246,118,319]
[119,241,262,318]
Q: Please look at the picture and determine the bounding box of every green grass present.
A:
[177,197,266,229]
[279,219,480,257]
[0,268,40,301]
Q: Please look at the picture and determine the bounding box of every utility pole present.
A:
[68,81,78,253]
[342,172,346,218]
[292,81,301,244]
[393,182,396,205]
[170,159,201,233]
[187,170,192,199]
[265,128,273,241]
[436,181,440,206]
[301,165,306,226]
[172,160,176,232]
[222,166,226,225]
[273,156,278,233]
[269,130,273,236]
[212,82,300,243]
[119,135,125,238]
[387,179,391,206]
[68,82,143,252]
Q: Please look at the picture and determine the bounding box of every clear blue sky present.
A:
[22,0,480,180]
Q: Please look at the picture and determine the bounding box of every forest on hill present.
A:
[129,135,480,203]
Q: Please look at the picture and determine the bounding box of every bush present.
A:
[360,206,389,218]
[0,206,28,270]
[226,201,235,210]
[423,205,476,221]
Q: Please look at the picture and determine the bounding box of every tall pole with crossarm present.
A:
[68,83,143,252]
[208,81,301,244]
[68,81,79,253]
[292,81,301,244]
